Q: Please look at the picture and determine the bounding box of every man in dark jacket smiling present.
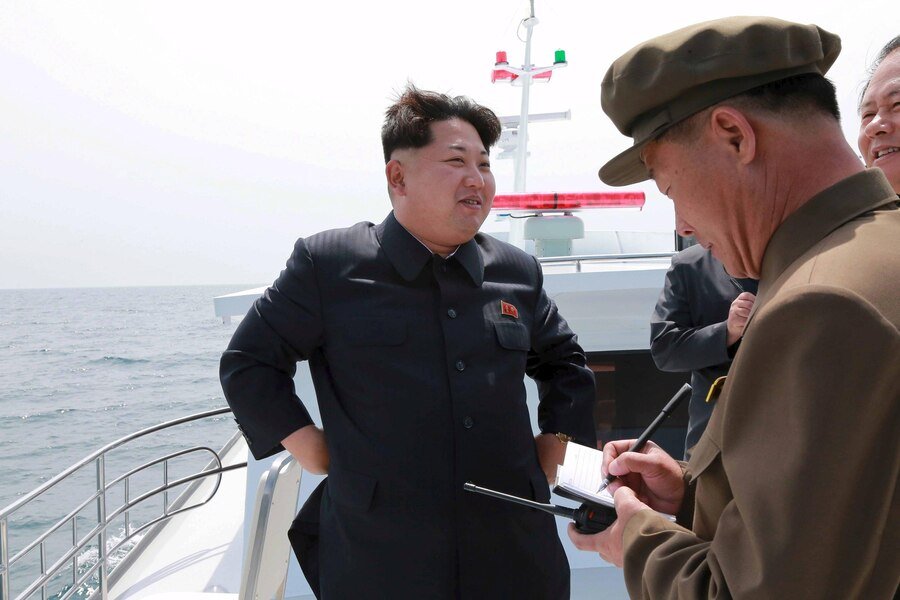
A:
[221,85,596,599]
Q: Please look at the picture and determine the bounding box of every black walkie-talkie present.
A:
[463,482,616,534]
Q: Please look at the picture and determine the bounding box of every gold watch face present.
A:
[556,432,572,444]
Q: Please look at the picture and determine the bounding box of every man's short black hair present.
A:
[381,84,502,163]
[660,73,840,145]
[734,73,840,121]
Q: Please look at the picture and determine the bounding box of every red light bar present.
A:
[492,68,518,83]
[491,192,645,211]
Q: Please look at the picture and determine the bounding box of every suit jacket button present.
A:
[463,416,474,429]
[447,308,457,319]
[455,360,466,372]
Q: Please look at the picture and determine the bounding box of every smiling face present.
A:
[858,49,900,192]
[386,118,495,255]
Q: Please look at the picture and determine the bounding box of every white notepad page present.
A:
[555,442,615,507]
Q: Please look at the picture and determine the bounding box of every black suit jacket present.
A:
[649,245,757,458]
[221,212,596,598]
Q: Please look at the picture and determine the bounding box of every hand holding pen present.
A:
[597,383,691,493]
[595,438,688,517]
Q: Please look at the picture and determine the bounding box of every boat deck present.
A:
[103,434,630,599]
[109,438,250,599]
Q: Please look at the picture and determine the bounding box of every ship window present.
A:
[587,351,690,459]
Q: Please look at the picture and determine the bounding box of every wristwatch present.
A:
[555,432,573,444]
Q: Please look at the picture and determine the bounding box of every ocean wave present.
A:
[91,356,151,365]
[3,407,80,423]
[13,412,57,423]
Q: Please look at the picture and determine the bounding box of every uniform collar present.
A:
[749,169,898,322]
[759,169,897,290]
[376,211,485,286]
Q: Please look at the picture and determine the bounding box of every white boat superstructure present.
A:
[1,4,690,599]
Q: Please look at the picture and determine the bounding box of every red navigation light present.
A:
[495,50,508,65]
[491,192,646,211]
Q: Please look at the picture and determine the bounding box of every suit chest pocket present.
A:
[687,434,721,485]
[686,432,731,538]
[687,381,727,483]
[492,321,530,351]
[685,410,732,538]
[687,400,724,485]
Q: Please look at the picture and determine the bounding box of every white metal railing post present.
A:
[163,460,170,515]
[1,517,10,600]
[96,457,108,600]
[72,517,78,595]
[40,542,47,600]
[124,478,130,537]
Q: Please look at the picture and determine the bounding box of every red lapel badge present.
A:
[500,300,519,319]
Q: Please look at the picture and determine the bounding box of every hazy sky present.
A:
[1,1,895,289]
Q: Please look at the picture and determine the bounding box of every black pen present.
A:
[597,383,692,493]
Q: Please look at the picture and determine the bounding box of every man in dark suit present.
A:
[220,85,596,599]
[650,244,757,459]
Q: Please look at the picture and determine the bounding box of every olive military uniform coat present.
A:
[623,170,900,598]
[221,212,596,599]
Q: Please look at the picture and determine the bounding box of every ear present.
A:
[385,159,406,197]
[708,106,757,166]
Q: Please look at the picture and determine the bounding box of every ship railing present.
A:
[0,407,247,600]
[238,453,301,600]
[538,252,675,272]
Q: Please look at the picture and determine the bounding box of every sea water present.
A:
[0,284,253,597]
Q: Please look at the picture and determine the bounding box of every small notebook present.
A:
[553,441,615,507]
[554,442,676,523]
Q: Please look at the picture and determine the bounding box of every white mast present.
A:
[491,0,569,249]
[514,1,536,193]
[491,0,568,193]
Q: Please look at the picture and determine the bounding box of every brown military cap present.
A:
[599,16,841,186]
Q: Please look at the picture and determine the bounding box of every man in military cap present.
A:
[568,16,900,598]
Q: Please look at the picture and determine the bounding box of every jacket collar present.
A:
[749,169,898,320]
[376,211,485,286]
[759,169,897,290]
